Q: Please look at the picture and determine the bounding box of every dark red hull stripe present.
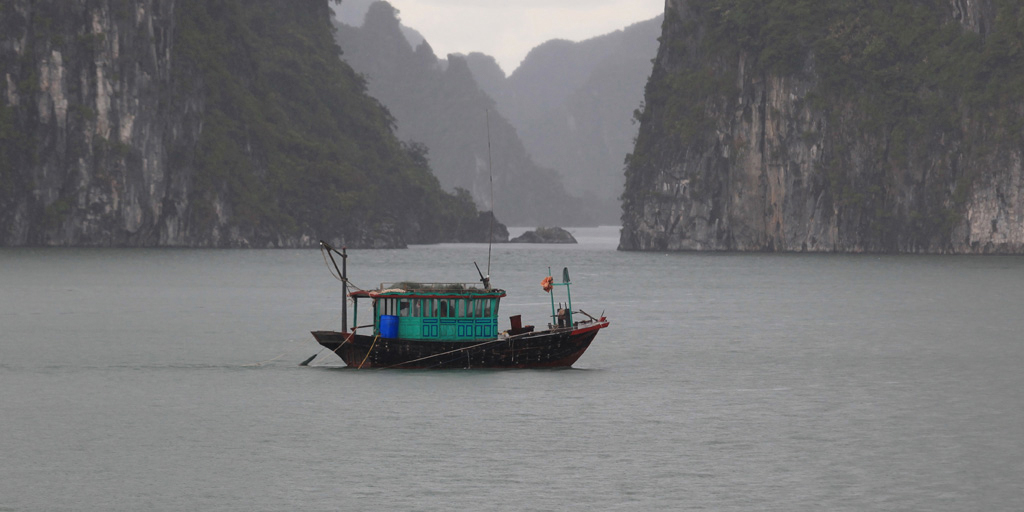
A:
[311,324,607,369]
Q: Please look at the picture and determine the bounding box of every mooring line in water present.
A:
[243,349,291,367]
[382,337,508,369]
[242,336,316,367]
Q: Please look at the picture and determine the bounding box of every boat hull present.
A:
[311,322,607,369]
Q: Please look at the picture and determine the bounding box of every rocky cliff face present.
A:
[1,0,193,246]
[1,0,496,247]
[620,0,1024,253]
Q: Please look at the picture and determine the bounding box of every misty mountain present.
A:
[466,16,662,216]
[334,1,605,226]
[332,0,424,47]
[333,0,375,25]
[0,0,495,247]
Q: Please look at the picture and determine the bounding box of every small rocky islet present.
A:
[509,227,577,244]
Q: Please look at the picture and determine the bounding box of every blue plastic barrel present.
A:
[380,315,399,338]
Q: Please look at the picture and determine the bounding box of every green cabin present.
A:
[350,283,506,341]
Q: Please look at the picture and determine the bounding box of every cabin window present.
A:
[439,299,448,317]
[379,298,399,316]
[412,299,421,317]
[463,299,473,318]
[427,299,438,317]
[483,299,492,318]
[399,299,410,317]
[474,299,484,318]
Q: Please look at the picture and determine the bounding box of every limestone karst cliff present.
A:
[620,0,1024,253]
[0,0,496,247]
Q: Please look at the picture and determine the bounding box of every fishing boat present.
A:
[310,241,609,369]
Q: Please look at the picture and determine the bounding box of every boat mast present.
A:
[320,241,349,332]
[486,109,494,282]
[549,267,556,324]
[341,246,348,332]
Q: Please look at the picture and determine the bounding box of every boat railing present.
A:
[378,282,486,292]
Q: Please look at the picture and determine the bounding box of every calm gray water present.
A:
[2,226,1022,511]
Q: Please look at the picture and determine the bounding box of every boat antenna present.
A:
[485,110,495,280]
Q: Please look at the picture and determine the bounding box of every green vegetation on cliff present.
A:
[173,0,483,245]
[652,0,1024,143]
[0,0,495,247]
[703,1,1022,122]
[627,0,1024,252]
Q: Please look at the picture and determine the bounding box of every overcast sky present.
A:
[337,0,665,74]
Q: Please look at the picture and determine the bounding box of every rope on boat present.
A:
[357,334,380,369]
[301,331,357,367]
[331,331,355,358]
[320,244,367,292]
[382,337,509,369]
[300,310,359,366]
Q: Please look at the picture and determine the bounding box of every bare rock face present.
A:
[1,1,192,246]
[620,0,1024,253]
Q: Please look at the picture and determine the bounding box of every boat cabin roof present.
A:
[350,282,506,300]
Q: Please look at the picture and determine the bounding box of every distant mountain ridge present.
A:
[332,0,424,48]
[334,2,604,226]
[467,16,662,218]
